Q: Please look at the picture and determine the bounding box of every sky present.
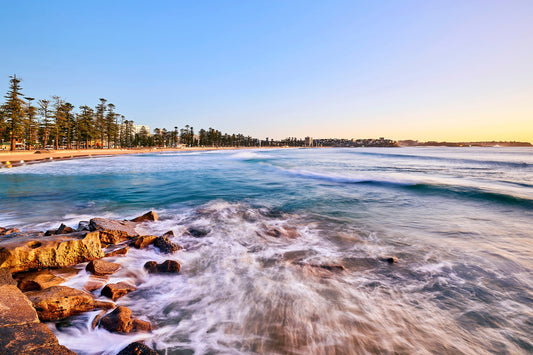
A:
[1,0,532,142]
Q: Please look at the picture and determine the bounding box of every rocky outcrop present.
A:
[133,235,158,249]
[15,270,66,292]
[0,227,20,236]
[0,284,40,325]
[86,259,120,276]
[0,267,17,286]
[99,306,151,333]
[0,322,75,354]
[130,211,159,223]
[104,245,130,257]
[26,286,96,321]
[89,218,139,245]
[144,260,181,274]
[0,231,104,273]
[101,282,136,301]
[154,232,181,254]
[118,342,158,355]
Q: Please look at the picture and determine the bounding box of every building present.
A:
[133,125,150,135]
[304,136,313,147]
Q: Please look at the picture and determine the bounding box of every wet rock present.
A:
[132,318,152,332]
[101,281,136,301]
[91,309,107,329]
[0,227,20,236]
[84,275,109,292]
[15,270,65,292]
[0,323,75,354]
[99,306,151,334]
[104,244,130,257]
[130,211,159,223]
[0,285,40,325]
[94,300,116,310]
[86,259,120,276]
[77,221,90,231]
[380,256,398,264]
[49,267,80,280]
[144,260,181,274]
[133,235,158,249]
[0,267,17,286]
[0,231,104,273]
[154,233,181,254]
[118,342,158,355]
[26,286,95,321]
[57,224,75,235]
[89,218,139,245]
[187,227,209,238]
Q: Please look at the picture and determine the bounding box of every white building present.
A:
[133,125,151,135]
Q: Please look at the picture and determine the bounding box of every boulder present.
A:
[86,260,120,276]
[77,221,90,231]
[45,224,76,236]
[118,342,158,355]
[84,275,109,292]
[26,286,95,321]
[144,260,180,274]
[0,285,40,326]
[101,281,136,301]
[133,235,158,249]
[380,256,398,264]
[130,211,159,223]
[104,245,130,257]
[0,227,20,236]
[99,306,151,334]
[154,233,181,254]
[89,218,139,245]
[15,270,66,292]
[0,323,75,354]
[0,231,104,273]
[187,227,209,238]
[94,300,115,310]
[0,267,17,286]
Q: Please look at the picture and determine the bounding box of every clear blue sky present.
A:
[1,0,532,141]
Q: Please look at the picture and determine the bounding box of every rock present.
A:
[101,281,136,301]
[99,306,151,334]
[154,234,181,254]
[0,267,17,286]
[0,285,40,326]
[89,218,139,245]
[86,259,120,276]
[133,235,158,249]
[0,231,104,273]
[104,245,130,257]
[84,275,109,292]
[15,270,66,292]
[118,342,158,355]
[130,211,159,223]
[91,309,107,329]
[49,267,80,280]
[187,227,209,238]
[77,221,90,231]
[26,286,96,321]
[94,300,115,310]
[0,227,20,236]
[56,224,75,235]
[0,323,75,354]
[132,318,152,332]
[381,257,398,264]
[144,260,180,274]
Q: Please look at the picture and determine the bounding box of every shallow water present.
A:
[1,147,532,354]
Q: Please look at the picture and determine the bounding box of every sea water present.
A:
[1,147,532,354]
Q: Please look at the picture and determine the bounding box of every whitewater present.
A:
[1,147,532,354]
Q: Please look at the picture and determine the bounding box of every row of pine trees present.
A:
[1,75,265,151]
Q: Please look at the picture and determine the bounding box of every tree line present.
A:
[1,74,311,151]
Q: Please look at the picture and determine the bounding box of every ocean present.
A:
[1,147,532,354]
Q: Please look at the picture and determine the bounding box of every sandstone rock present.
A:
[0,285,39,326]
[132,318,152,332]
[104,245,130,257]
[130,211,159,223]
[144,260,181,274]
[0,231,104,273]
[118,342,158,355]
[91,309,107,329]
[57,224,75,235]
[89,218,139,245]
[101,281,136,301]
[0,267,17,286]
[99,306,151,334]
[94,300,115,310]
[77,221,90,231]
[84,275,109,292]
[0,227,20,236]
[0,323,75,354]
[16,270,65,292]
[133,235,158,249]
[26,286,95,321]
[154,234,181,254]
[49,267,80,280]
[86,259,120,276]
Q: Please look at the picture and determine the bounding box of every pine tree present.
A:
[3,75,25,151]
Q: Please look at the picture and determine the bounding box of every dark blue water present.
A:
[1,147,532,354]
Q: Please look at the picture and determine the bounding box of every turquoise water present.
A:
[1,147,532,354]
